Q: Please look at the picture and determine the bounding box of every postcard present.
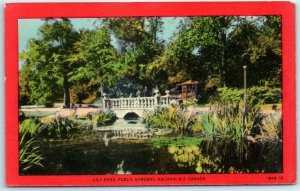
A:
[5,1,296,186]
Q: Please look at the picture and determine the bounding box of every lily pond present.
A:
[21,118,282,175]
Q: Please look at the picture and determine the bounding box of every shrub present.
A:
[213,87,243,103]
[144,106,197,136]
[144,107,172,129]
[261,112,282,141]
[213,86,282,104]
[39,117,82,138]
[92,110,117,127]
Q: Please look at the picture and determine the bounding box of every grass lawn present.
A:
[23,111,57,117]
[21,105,46,109]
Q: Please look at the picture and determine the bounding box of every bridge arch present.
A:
[123,112,140,120]
[113,109,147,119]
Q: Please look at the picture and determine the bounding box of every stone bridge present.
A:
[103,90,171,118]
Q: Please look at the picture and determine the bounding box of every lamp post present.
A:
[242,65,247,135]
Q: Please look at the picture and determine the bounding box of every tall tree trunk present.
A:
[63,74,70,108]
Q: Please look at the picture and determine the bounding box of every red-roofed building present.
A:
[172,80,199,100]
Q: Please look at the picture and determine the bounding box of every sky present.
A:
[18,17,182,53]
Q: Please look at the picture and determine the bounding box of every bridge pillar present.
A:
[165,90,170,105]
[103,93,109,110]
[154,89,160,108]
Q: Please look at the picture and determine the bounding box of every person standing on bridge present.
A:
[136,89,141,97]
[143,86,148,97]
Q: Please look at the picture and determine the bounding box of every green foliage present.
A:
[196,99,263,139]
[214,86,281,104]
[144,106,197,135]
[205,76,222,92]
[19,61,62,107]
[243,17,281,86]
[148,16,281,91]
[261,112,282,141]
[19,16,282,109]
[103,17,165,88]
[248,86,282,104]
[92,111,117,127]
[19,134,44,172]
[19,119,44,172]
[144,102,264,138]
[23,111,57,118]
[144,108,172,129]
[20,19,79,107]
[223,100,261,136]
[214,87,243,103]
[168,145,219,173]
[19,64,32,105]
[182,99,198,107]
[199,114,214,135]
[19,119,40,136]
[39,117,83,138]
[71,28,120,88]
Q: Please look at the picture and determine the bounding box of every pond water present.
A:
[22,119,282,175]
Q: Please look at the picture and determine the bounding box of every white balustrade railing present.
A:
[160,96,170,106]
[103,90,171,110]
[106,97,156,109]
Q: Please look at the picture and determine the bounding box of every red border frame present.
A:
[5,2,296,186]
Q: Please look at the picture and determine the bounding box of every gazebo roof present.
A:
[179,80,199,85]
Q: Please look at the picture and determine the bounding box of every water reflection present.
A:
[23,131,282,175]
[103,132,109,146]
[168,145,219,173]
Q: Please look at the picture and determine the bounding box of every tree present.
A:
[19,16,282,106]
[69,28,120,102]
[102,17,165,90]
[19,61,33,106]
[20,19,80,107]
[242,16,282,87]
[150,16,281,94]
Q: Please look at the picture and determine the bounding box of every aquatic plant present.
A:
[19,118,40,136]
[198,99,263,139]
[39,117,82,138]
[144,106,197,135]
[19,134,44,171]
[144,107,172,129]
[199,114,214,135]
[92,110,117,127]
[19,119,44,172]
[260,112,282,141]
